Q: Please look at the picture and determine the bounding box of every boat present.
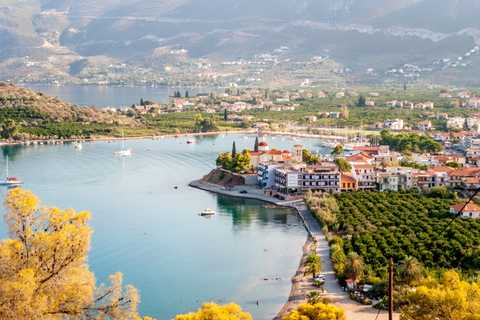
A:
[113,131,132,155]
[0,156,23,186]
[187,140,195,144]
[198,209,216,216]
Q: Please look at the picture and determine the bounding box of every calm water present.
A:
[0,134,328,319]
[21,85,225,108]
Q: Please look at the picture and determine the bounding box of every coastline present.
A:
[189,179,399,320]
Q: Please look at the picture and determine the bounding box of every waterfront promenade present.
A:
[189,180,399,320]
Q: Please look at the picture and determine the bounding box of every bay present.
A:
[0,134,328,320]
[21,85,225,108]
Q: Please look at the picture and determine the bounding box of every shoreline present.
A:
[189,179,399,320]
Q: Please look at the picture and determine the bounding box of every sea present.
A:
[21,84,226,108]
[0,133,330,320]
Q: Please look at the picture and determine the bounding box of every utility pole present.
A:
[389,257,393,320]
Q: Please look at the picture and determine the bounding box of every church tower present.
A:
[293,144,303,163]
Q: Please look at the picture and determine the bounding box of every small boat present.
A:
[0,156,23,186]
[187,140,195,144]
[198,209,216,216]
[76,143,83,150]
[114,131,132,156]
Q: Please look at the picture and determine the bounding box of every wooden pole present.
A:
[389,257,393,320]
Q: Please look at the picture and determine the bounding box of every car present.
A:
[239,190,247,194]
[221,186,227,190]
[278,196,285,200]
[273,194,280,199]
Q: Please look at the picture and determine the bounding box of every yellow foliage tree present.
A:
[282,303,346,320]
[174,302,251,320]
[400,270,480,320]
[0,188,152,319]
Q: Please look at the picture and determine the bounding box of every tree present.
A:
[331,145,343,158]
[341,105,349,119]
[140,98,144,106]
[343,252,364,281]
[254,137,259,152]
[397,256,422,286]
[303,149,321,164]
[174,302,251,320]
[306,291,323,305]
[224,109,227,121]
[334,158,351,171]
[400,270,480,320]
[357,95,366,107]
[1,118,19,141]
[446,161,461,169]
[282,303,346,320]
[185,91,189,98]
[232,141,237,157]
[380,157,389,170]
[304,253,324,280]
[0,189,149,319]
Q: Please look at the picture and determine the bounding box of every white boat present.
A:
[113,131,132,156]
[198,209,216,216]
[0,156,23,186]
[187,140,195,144]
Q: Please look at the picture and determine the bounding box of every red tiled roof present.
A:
[353,147,379,151]
[430,166,456,174]
[354,164,373,169]
[341,174,356,183]
[258,141,268,146]
[450,203,480,212]
[282,150,291,154]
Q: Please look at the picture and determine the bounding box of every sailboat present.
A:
[0,156,23,185]
[113,131,132,156]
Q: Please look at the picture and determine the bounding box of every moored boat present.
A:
[0,156,23,186]
[198,209,216,216]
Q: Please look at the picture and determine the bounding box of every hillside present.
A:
[1,0,480,85]
[0,82,136,125]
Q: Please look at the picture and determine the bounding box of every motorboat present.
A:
[198,209,216,216]
[187,140,195,144]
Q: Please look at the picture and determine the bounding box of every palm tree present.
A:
[398,256,422,286]
[304,261,321,279]
[307,291,322,305]
[343,252,364,281]
[305,253,324,266]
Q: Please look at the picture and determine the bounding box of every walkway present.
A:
[189,180,399,320]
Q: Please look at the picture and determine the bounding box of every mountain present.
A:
[1,0,480,86]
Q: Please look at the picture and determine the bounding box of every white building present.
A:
[383,119,404,130]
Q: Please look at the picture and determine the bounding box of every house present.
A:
[414,103,426,109]
[340,174,357,191]
[469,98,480,108]
[317,91,326,98]
[386,101,396,107]
[252,122,269,129]
[203,108,216,113]
[439,93,452,98]
[450,203,480,219]
[365,100,375,106]
[283,105,295,111]
[369,93,379,97]
[329,112,341,118]
[251,143,303,168]
[372,122,383,129]
[446,117,465,129]
[436,113,449,119]
[383,119,404,130]
[307,115,317,122]
[351,164,375,191]
[423,101,434,108]
[335,92,345,98]
[270,106,281,111]
[458,92,470,99]
[418,121,432,131]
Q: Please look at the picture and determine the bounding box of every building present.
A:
[340,174,357,191]
[418,121,432,131]
[249,143,301,167]
[383,119,404,130]
[447,117,465,129]
[450,203,480,219]
[351,164,375,191]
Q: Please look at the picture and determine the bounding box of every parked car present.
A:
[239,190,247,194]
[273,194,280,199]
[278,196,285,200]
[221,186,227,190]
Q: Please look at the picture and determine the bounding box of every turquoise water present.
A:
[0,134,327,319]
[21,85,225,108]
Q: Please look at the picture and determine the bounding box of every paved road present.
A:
[189,180,399,320]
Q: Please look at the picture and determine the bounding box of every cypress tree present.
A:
[237,89,240,96]
[254,137,259,152]
[232,141,237,157]
[404,83,407,91]
[140,98,144,106]
[224,109,227,121]
[185,90,189,98]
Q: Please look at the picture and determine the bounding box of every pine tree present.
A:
[185,91,189,98]
[254,137,259,152]
[232,141,237,157]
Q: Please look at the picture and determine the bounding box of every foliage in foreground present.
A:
[400,270,480,320]
[174,302,251,320]
[0,188,151,320]
[282,303,346,320]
